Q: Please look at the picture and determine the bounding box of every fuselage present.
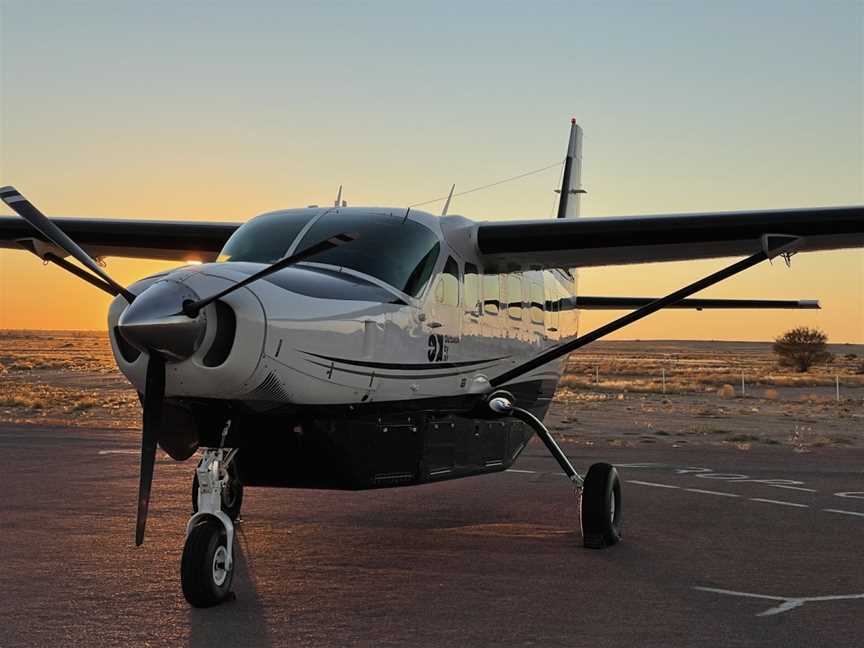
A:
[108,207,580,412]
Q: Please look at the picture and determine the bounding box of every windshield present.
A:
[217,210,318,263]
[294,211,440,296]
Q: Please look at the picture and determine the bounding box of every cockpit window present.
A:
[217,210,318,263]
[294,211,440,296]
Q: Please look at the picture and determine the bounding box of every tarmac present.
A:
[1,423,863,647]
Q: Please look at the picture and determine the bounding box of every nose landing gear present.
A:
[182,448,238,607]
[192,457,243,522]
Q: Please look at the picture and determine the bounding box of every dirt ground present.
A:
[1,330,862,450]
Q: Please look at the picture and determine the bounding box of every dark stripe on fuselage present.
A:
[305,359,500,380]
[300,350,508,371]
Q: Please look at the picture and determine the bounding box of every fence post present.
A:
[661,367,666,394]
[741,371,746,397]
[836,375,840,403]
[595,365,599,385]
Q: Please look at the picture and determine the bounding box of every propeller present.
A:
[137,353,165,545]
[2,185,357,544]
[0,186,136,302]
[182,232,356,317]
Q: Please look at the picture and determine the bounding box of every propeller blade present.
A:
[183,231,357,317]
[135,353,165,546]
[0,186,135,302]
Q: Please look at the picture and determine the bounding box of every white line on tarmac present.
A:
[694,586,864,617]
[823,508,864,518]
[758,484,818,493]
[506,469,537,474]
[627,480,679,489]
[684,488,739,498]
[749,498,809,508]
[97,450,138,455]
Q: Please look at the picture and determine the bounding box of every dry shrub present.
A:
[763,388,779,400]
[717,384,736,399]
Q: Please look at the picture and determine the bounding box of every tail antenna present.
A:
[441,184,455,216]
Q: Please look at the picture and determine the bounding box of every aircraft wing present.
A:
[0,216,240,261]
[476,206,864,270]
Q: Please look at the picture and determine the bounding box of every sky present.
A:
[0,0,862,341]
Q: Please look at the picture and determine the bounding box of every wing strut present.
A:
[488,234,801,389]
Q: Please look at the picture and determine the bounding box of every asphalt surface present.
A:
[1,424,863,647]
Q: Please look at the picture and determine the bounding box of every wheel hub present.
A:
[212,545,228,586]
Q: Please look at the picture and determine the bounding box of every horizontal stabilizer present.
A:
[567,296,820,310]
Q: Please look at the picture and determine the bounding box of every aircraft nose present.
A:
[117,280,207,361]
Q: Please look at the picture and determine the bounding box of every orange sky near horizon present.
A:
[0,2,861,342]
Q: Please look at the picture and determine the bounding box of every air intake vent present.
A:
[203,301,236,367]
[247,372,291,403]
[113,326,141,363]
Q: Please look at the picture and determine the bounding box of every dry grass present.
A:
[0,387,48,409]
[69,398,100,412]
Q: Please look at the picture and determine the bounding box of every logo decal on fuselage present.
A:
[428,334,447,362]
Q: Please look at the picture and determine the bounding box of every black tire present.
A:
[181,517,234,608]
[192,462,243,522]
[581,462,622,549]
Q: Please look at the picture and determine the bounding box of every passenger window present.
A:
[530,283,544,324]
[435,256,460,306]
[483,274,499,315]
[464,263,480,315]
[507,274,523,320]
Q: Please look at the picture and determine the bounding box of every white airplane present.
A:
[2,121,862,607]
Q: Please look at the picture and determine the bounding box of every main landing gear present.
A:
[182,448,239,607]
[487,393,622,548]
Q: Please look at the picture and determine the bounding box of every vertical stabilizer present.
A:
[556,119,586,219]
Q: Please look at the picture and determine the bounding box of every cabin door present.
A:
[423,254,462,363]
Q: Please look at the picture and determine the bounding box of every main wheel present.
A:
[181,517,234,607]
[192,462,243,522]
[581,462,622,549]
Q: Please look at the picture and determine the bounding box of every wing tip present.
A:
[798,299,821,309]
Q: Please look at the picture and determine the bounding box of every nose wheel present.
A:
[181,517,235,607]
[182,447,237,607]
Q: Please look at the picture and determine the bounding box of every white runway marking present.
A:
[694,586,864,617]
[835,492,864,500]
[627,480,679,489]
[684,488,739,498]
[749,498,809,508]
[97,450,139,455]
[510,468,862,521]
[758,484,818,493]
[823,508,864,518]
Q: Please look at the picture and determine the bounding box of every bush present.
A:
[773,327,831,373]
[717,384,736,399]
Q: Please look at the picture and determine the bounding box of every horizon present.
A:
[3,328,862,349]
